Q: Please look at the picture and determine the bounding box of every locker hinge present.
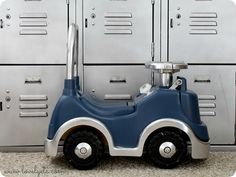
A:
[66,0,70,5]
[151,42,155,58]
[151,0,155,5]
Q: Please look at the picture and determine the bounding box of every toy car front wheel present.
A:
[63,130,104,170]
[147,131,187,169]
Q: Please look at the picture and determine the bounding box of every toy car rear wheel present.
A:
[63,130,104,170]
[147,131,187,169]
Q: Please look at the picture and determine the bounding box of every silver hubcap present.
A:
[159,142,176,158]
[74,142,92,159]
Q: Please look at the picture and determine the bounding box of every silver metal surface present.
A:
[169,79,183,90]
[19,95,48,101]
[19,112,48,118]
[179,65,235,144]
[0,66,65,146]
[198,95,216,100]
[20,29,47,35]
[145,62,187,87]
[0,0,67,64]
[45,117,209,159]
[200,111,216,117]
[159,73,173,87]
[19,104,48,109]
[159,142,176,158]
[145,62,188,73]
[104,94,132,101]
[169,0,236,63]
[83,66,151,101]
[199,103,216,109]
[74,142,92,159]
[83,0,156,64]
[67,24,79,80]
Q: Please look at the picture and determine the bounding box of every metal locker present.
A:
[0,66,65,146]
[83,66,152,101]
[0,0,67,64]
[83,0,156,64]
[179,65,236,144]
[168,0,236,63]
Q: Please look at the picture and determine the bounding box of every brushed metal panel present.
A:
[83,0,154,64]
[0,66,65,146]
[179,65,236,144]
[169,0,236,63]
[0,0,67,64]
[84,66,151,101]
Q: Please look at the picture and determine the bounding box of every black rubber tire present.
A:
[63,130,104,170]
[147,131,187,169]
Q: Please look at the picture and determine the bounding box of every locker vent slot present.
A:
[198,95,216,100]
[20,29,47,35]
[19,13,48,35]
[20,21,47,27]
[200,111,216,116]
[19,95,48,101]
[104,12,133,35]
[20,104,48,109]
[189,12,218,35]
[20,13,47,19]
[19,112,48,118]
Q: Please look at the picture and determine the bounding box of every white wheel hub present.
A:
[159,142,176,158]
[74,142,92,159]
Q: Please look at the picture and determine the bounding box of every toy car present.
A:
[45,24,210,170]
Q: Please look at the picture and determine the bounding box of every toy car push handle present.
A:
[145,62,188,87]
[66,23,79,80]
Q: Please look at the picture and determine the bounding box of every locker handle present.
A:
[110,78,127,83]
[25,78,42,84]
[170,18,173,28]
[194,79,211,83]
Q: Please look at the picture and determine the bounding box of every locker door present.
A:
[0,66,65,146]
[168,0,236,63]
[0,0,67,64]
[83,0,156,64]
[179,66,236,144]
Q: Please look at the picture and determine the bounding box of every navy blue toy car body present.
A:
[45,24,210,170]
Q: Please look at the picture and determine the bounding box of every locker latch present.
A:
[0,102,2,111]
[0,19,3,28]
